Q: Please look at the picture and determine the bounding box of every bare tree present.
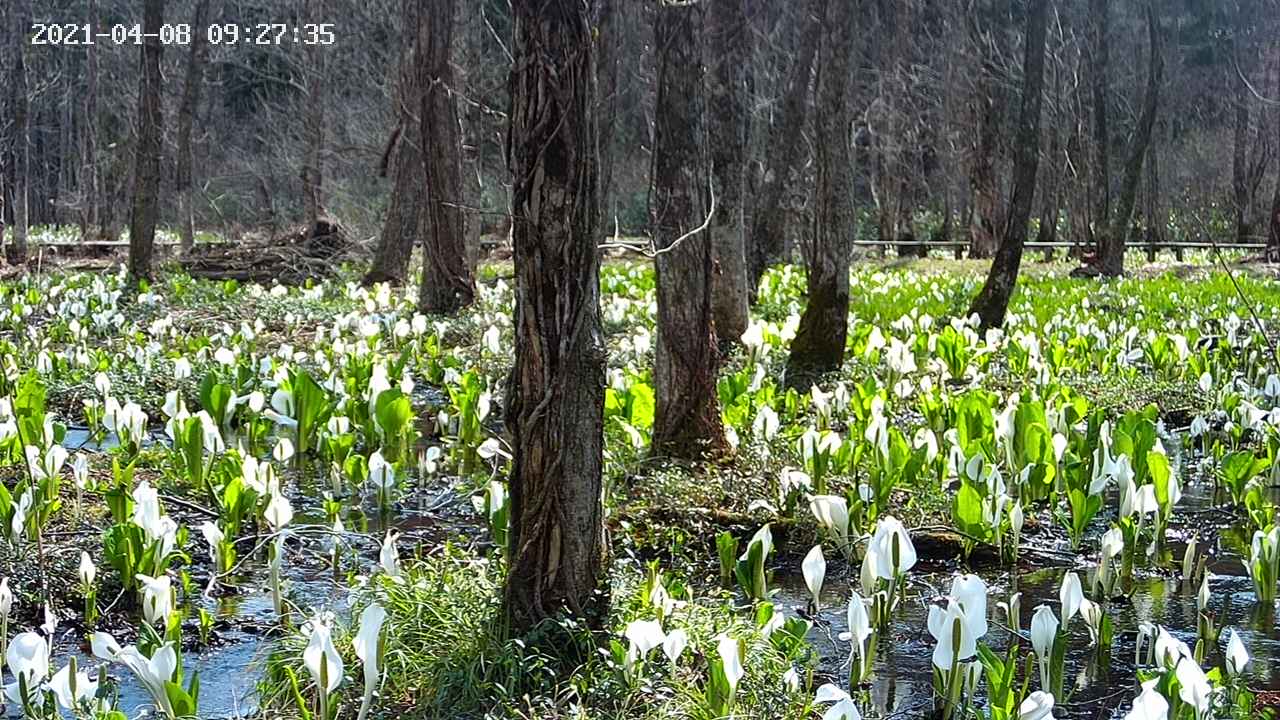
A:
[652,0,727,459]
[969,0,1050,328]
[1097,0,1161,277]
[416,0,475,314]
[7,0,31,265]
[301,0,326,234]
[1089,0,1110,251]
[967,0,1004,260]
[706,0,750,346]
[784,0,857,383]
[177,0,212,253]
[364,0,428,287]
[1270,47,1280,259]
[502,0,606,635]
[127,0,164,284]
[747,3,822,298]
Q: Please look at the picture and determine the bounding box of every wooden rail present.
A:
[852,240,1267,251]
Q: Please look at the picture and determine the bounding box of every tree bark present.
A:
[706,0,750,347]
[1232,63,1251,246]
[785,0,857,385]
[1098,1,1161,278]
[301,0,326,234]
[364,0,427,288]
[1036,123,1061,259]
[503,0,606,636]
[416,0,475,314]
[747,3,823,299]
[82,0,100,241]
[127,0,164,284]
[177,0,212,254]
[651,0,727,460]
[968,0,1048,329]
[967,2,1002,260]
[8,0,31,265]
[1090,0,1111,252]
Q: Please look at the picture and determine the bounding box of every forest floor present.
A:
[1,247,1275,719]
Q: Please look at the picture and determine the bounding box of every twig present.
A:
[598,175,716,258]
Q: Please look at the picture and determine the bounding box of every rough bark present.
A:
[127,0,164,284]
[503,0,606,636]
[416,0,475,314]
[1090,0,1111,252]
[177,0,212,254]
[596,0,619,221]
[651,0,727,460]
[301,0,326,233]
[747,3,823,299]
[1098,1,1161,278]
[706,0,750,347]
[8,0,31,265]
[785,0,857,385]
[969,0,1048,329]
[365,126,424,286]
[1036,123,1061,259]
[364,0,427,287]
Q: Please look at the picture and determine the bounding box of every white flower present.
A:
[1059,572,1083,626]
[623,619,665,668]
[353,603,387,720]
[265,491,294,531]
[1019,691,1054,720]
[1123,680,1169,720]
[380,530,401,576]
[716,635,744,693]
[78,551,96,586]
[1224,629,1250,677]
[136,573,173,626]
[662,628,688,665]
[303,618,344,695]
[814,683,862,720]
[4,632,50,704]
[802,546,825,608]
[866,516,916,580]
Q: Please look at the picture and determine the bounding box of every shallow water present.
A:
[773,434,1280,719]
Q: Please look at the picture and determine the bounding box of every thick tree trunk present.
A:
[596,0,619,223]
[416,0,475,314]
[706,0,750,347]
[503,0,606,636]
[651,1,726,460]
[1099,1,1161,278]
[969,0,1048,329]
[785,0,857,385]
[301,0,326,233]
[1144,138,1161,261]
[127,0,164,284]
[1090,0,1111,253]
[8,0,31,265]
[365,0,427,288]
[176,0,211,254]
[747,4,823,299]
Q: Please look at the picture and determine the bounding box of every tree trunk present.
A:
[1090,0,1111,253]
[1099,1,1161,278]
[364,0,427,288]
[969,0,1048,329]
[706,0,750,347]
[416,0,475,314]
[747,4,823,299]
[503,0,606,636]
[127,0,164,284]
[785,0,857,385]
[365,127,424,286]
[651,0,727,460]
[1036,124,1061,260]
[176,0,212,254]
[1144,138,1161,261]
[1232,71,1251,246]
[967,3,1002,260]
[8,0,31,265]
[83,0,100,241]
[596,0,619,223]
[1269,48,1280,261]
[301,0,326,233]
